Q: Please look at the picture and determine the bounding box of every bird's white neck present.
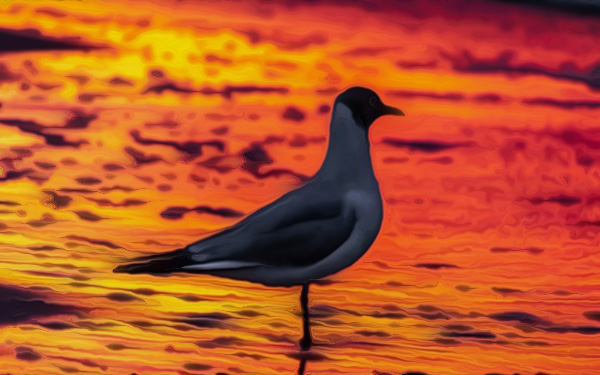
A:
[315,103,376,183]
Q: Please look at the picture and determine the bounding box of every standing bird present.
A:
[114,87,404,351]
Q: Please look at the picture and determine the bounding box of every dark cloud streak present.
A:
[0,284,83,327]
[130,130,224,160]
[443,50,600,90]
[0,118,86,147]
[160,205,244,220]
[142,83,289,99]
[0,27,104,54]
[383,138,470,153]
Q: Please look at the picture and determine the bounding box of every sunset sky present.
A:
[1,0,600,374]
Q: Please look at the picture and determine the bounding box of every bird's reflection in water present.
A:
[289,351,325,375]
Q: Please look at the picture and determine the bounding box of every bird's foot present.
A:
[298,336,313,351]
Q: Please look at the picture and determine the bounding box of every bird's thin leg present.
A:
[298,282,313,351]
[296,358,307,375]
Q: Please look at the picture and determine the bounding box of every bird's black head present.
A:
[335,86,404,127]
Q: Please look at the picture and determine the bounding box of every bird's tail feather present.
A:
[113,248,189,275]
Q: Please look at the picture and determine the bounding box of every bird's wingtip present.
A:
[113,249,190,275]
[113,264,129,273]
[113,263,144,274]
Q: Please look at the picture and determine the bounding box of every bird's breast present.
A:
[346,184,382,212]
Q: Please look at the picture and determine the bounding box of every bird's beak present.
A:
[382,104,405,117]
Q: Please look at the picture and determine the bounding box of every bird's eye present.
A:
[368,97,378,107]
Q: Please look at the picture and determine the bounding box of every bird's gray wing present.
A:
[184,186,356,269]
[114,185,356,275]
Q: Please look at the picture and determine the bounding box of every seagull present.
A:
[114,87,404,351]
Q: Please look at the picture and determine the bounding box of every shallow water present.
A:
[0,1,599,374]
